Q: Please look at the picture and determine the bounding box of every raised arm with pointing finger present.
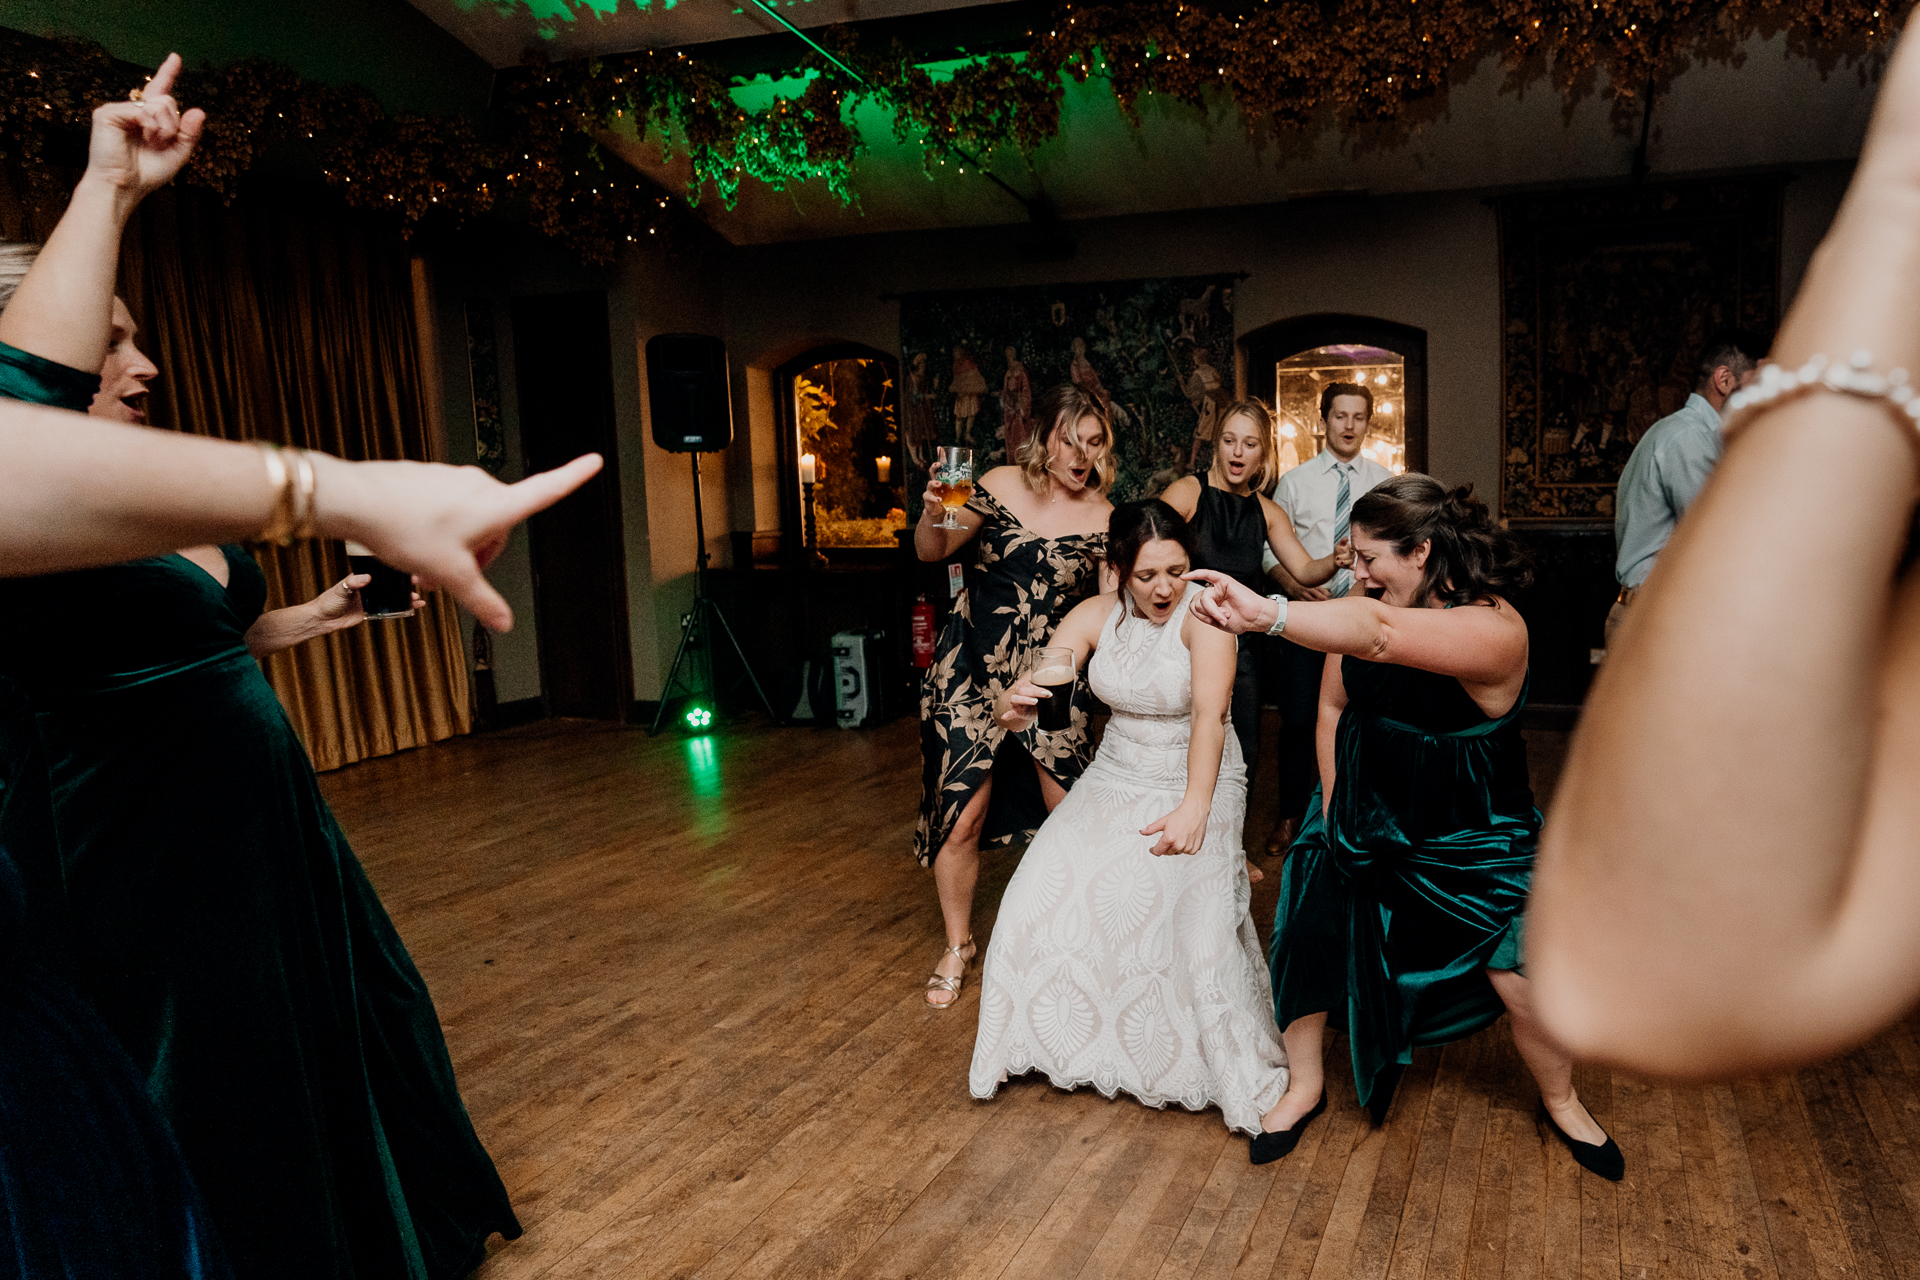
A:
[0,52,200,375]
[0,54,600,631]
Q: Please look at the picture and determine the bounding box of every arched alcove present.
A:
[771,342,904,563]
[1240,314,1429,477]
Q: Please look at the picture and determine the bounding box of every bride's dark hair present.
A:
[1107,499,1196,580]
[1350,474,1531,607]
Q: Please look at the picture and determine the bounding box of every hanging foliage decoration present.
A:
[0,29,673,263]
[555,0,1903,206]
[0,0,1903,262]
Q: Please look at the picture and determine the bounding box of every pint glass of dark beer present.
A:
[344,541,416,619]
[1030,646,1076,732]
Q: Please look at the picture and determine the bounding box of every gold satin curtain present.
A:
[110,184,473,771]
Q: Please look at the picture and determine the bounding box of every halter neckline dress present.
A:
[971,583,1288,1134]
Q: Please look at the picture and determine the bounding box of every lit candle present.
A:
[800,453,817,484]
[876,455,892,482]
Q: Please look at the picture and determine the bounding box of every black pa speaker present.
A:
[646,333,733,453]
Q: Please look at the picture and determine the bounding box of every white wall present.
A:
[615,246,732,702]
[431,289,542,703]
[429,222,730,705]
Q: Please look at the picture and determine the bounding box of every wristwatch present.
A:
[1265,594,1289,635]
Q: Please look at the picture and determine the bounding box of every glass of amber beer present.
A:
[932,446,974,530]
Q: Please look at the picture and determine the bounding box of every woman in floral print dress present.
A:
[915,384,1113,1007]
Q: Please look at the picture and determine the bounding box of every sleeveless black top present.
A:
[1189,471,1266,593]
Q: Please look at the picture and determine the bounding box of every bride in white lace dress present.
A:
[970,500,1290,1139]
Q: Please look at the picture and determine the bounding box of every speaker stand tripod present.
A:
[650,450,777,735]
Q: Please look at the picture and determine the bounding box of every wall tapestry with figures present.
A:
[1498,178,1782,523]
[897,274,1241,508]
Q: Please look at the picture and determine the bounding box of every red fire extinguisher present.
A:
[911,594,937,668]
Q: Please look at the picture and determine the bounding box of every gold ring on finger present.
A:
[129,86,144,101]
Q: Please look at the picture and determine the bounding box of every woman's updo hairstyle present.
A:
[1350,473,1532,607]
[1107,499,1196,580]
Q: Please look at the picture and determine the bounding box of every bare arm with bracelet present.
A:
[0,400,600,630]
[1530,26,1920,1078]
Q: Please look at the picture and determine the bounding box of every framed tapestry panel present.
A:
[898,274,1240,506]
[1498,178,1783,523]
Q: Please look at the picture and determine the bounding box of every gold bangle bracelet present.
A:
[289,450,318,542]
[255,443,296,545]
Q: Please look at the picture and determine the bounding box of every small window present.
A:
[1274,345,1408,477]
[791,357,904,548]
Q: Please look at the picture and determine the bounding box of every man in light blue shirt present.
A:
[1609,331,1766,642]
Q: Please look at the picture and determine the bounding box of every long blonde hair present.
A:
[1015,382,1116,495]
[1215,398,1281,495]
[0,242,39,313]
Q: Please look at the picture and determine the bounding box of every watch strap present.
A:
[1265,594,1289,635]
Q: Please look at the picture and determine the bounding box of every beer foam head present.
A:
[344,540,373,557]
[1032,664,1075,685]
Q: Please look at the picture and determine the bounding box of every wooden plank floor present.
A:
[318,714,1914,1279]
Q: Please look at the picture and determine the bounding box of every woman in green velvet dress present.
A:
[1185,474,1623,1180]
[0,57,520,1277]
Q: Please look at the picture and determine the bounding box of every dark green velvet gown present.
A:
[0,343,518,1278]
[1270,654,1537,1114]
[1,690,236,1279]
[0,340,232,1277]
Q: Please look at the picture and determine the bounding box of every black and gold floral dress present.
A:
[915,488,1107,865]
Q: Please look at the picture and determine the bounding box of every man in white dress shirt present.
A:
[1262,381,1394,853]
[1607,330,1765,644]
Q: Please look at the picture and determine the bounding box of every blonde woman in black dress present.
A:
[1160,400,1351,827]
[915,383,1113,1007]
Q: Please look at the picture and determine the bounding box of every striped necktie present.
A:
[1328,462,1353,598]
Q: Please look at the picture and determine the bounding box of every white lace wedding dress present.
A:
[969,584,1289,1135]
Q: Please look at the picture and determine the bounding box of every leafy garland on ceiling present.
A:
[0,29,674,264]
[596,0,1905,211]
[0,0,1903,265]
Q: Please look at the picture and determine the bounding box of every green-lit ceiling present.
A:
[0,0,1884,245]
[404,0,1026,68]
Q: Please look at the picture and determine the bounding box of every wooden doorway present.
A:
[510,292,633,721]
[772,343,902,564]
[1241,313,1429,475]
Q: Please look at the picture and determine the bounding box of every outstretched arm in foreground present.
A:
[0,400,600,631]
[1530,26,1920,1078]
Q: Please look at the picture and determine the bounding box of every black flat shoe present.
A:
[1539,1104,1625,1181]
[1250,1094,1327,1165]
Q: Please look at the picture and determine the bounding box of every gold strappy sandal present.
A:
[925,936,976,1009]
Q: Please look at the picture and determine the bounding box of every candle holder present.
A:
[802,479,818,551]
